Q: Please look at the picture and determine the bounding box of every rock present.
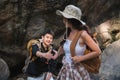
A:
[16,78,25,80]
[109,18,120,40]
[96,20,112,48]
[0,58,10,80]
[99,39,120,80]
[96,18,120,49]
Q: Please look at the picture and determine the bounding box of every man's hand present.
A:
[42,49,53,60]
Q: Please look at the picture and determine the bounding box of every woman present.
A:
[55,5,101,80]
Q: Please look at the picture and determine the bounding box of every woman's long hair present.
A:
[68,18,90,34]
[60,18,90,46]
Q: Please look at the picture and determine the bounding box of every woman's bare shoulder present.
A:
[81,30,88,37]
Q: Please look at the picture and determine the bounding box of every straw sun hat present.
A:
[56,4,86,25]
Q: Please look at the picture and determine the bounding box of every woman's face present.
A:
[63,18,71,28]
[42,33,53,46]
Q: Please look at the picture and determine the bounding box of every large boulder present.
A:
[90,39,120,80]
[0,58,10,80]
[99,39,120,80]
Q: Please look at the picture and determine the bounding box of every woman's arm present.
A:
[58,46,64,56]
[81,31,101,57]
[72,31,101,63]
[52,46,64,59]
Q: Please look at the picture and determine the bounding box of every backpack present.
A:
[70,31,101,74]
[22,39,41,73]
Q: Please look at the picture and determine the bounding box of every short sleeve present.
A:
[32,44,39,56]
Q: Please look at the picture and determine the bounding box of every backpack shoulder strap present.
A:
[70,31,83,57]
[36,39,42,51]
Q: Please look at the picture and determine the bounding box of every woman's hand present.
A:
[52,50,58,60]
[71,56,83,64]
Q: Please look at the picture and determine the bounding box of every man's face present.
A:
[42,33,53,46]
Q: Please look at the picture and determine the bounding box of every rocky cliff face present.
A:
[0,0,120,80]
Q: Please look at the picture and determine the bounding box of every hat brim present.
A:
[56,10,86,25]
